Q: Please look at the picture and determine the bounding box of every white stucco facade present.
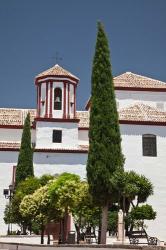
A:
[0,66,166,240]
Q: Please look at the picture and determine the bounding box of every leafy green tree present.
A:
[111,170,155,232]
[48,173,81,243]
[4,175,54,234]
[15,113,34,186]
[86,22,124,243]
[20,184,60,244]
[72,181,100,243]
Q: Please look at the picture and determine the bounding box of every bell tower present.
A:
[35,64,79,119]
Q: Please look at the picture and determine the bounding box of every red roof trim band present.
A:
[35,75,79,85]
[35,117,80,123]
[115,86,166,92]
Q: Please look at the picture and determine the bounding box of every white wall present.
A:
[120,124,166,240]
[34,152,87,178]
[0,152,19,235]
[116,90,166,110]
[78,130,89,145]
[35,121,79,149]
[0,129,36,144]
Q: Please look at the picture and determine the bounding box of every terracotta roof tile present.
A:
[119,103,166,122]
[78,103,166,127]
[36,64,79,81]
[0,108,36,126]
[114,72,166,89]
[76,111,89,128]
[0,141,21,149]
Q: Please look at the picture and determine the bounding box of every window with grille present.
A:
[52,130,62,143]
[142,134,157,157]
[54,88,62,110]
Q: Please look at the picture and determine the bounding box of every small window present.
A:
[54,88,62,110]
[52,130,62,143]
[156,102,164,111]
[142,134,157,157]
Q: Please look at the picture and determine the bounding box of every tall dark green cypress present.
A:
[15,113,34,187]
[86,22,124,244]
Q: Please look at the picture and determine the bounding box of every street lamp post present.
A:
[3,184,14,235]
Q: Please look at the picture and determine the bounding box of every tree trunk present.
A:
[22,223,27,235]
[100,203,108,244]
[75,224,80,244]
[47,231,50,245]
[41,224,45,244]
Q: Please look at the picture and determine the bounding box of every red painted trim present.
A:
[36,86,39,117]
[49,81,53,118]
[115,86,166,92]
[78,127,89,130]
[35,117,80,123]
[0,125,35,129]
[39,83,41,117]
[0,147,88,153]
[35,75,79,85]
[0,148,20,152]
[45,82,49,118]
[119,120,166,126]
[63,82,66,119]
[74,85,76,118]
[68,83,70,118]
[35,148,88,153]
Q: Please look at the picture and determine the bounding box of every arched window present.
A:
[142,134,157,157]
[54,88,62,110]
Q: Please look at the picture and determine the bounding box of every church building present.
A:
[0,64,166,240]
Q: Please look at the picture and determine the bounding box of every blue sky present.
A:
[0,0,166,110]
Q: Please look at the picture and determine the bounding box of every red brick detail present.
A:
[63,82,67,119]
[38,83,41,117]
[35,75,79,85]
[36,86,39,117]
[74,85,76,118]
[35,117,80,123]
[35,148,88,153]
[49,81,53,118]
[68,83,70,118]
[115,86,166,92]
[45,82,49,118]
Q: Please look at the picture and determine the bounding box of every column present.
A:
[67,83,70,118]
[38,83,41,117]
[45,81,49,118]
[63,82,67,119]
[49,81,53,118]
[74,85,76,118]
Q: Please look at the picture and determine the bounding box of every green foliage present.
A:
[20,185,52,225]
[3,175,55,232]
[15,113,34,186]
[86,22,124,205]
[48,172,81,215]
[130,204,156,221]
[4,177,41,226]
[72,181,100,230]
[39,174,55,186]
[107,211,118,234]
[111,170,153,205]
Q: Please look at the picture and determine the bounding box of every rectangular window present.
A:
[52,130,62,143]
[142,134,157,157]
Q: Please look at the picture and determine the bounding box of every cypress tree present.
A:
[15,113,34,187]
[86,22,124,244]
